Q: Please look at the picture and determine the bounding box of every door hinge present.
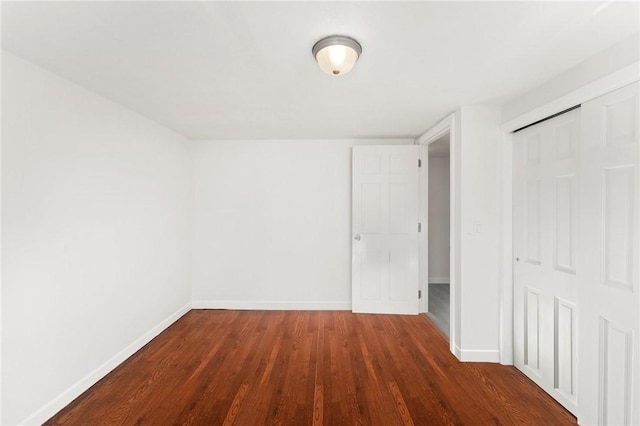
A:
[418,290,422,299]
[418,158,422,168]
[418,222,422,232]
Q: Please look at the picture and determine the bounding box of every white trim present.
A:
[416,112,457,358]
[501,61,639,133]
[455,347,501,363]
[18,302,191,426]
[416,114,454,145]
[417,143,429,313]
[192,300,352,311]
[0,37,3,422]
[500,133,514,366]
[453,344,462,360]
[428,277,450,284]
[0,28,4,421]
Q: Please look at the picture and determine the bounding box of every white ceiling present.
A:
[2,1,638,140]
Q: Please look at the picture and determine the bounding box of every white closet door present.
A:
[352,145,420,315]
[513,109,580,414]
[578,82,639,426]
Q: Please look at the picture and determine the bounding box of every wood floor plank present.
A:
[45,310,576,426]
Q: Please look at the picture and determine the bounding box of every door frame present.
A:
[416,113,457,355]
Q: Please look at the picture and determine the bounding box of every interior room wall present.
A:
[501,34,639,124]
[428,153,450,284]
[446,106,502,362]
[1,51,192,425]
[190,138,412,309]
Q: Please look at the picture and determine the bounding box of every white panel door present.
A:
[352,145,420,315]
[513,109,580,414]
[578,82,639,426]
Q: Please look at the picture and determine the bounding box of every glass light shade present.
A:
[312,36,362,76]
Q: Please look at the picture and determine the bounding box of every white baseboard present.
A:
[192,300,352,311]
[453,345,500,363]
[428,277,450,284]
[453,344,462,360]
[19,302,192,426]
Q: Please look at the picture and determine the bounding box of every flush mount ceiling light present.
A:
[312,35,362,76]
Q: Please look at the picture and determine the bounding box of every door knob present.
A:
[354,234,361,241]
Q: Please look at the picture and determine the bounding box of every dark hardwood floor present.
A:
[46,310,576,425]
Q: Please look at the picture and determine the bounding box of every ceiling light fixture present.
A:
[312,35,362,76]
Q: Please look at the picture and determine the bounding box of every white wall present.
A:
[502,34,639,125]
[190,139,411,309]
[458,106,502,360]
[431,107,503,362]
[1,52,192,425]
[428,154,450,283]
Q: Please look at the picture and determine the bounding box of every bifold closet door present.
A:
[513,109,580,414]
[578,82,639,426]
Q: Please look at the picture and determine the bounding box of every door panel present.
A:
[554,174,576,273]
[352,145,420,315]
[554,297,576,400]
[602,165,634,289]
[525,179,542,264]
[524,285,541,372]
[514,109,580,413]
[578,82,639,426]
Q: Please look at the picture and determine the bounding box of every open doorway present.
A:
[427,133,450,338]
